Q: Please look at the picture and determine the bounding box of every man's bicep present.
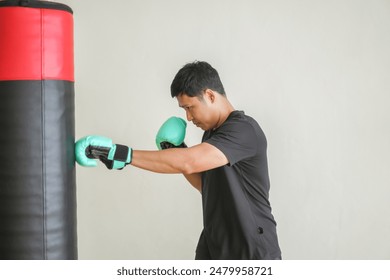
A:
[185,142,229,173]
[183,173,202,193]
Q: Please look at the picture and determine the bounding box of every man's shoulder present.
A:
[225,111,261,130]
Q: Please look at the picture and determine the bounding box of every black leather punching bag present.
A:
[0,0,77,259]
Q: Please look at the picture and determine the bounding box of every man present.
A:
[75,61,281,260]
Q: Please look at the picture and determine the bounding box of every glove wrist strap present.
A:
[114,144,131,163]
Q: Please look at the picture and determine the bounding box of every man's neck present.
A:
[214,99,235,130]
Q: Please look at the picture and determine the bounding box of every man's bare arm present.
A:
[131,142,228,175]
[183,173,202,193]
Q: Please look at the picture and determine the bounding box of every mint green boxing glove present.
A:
[156,117,187,150]
[75,135,132,169]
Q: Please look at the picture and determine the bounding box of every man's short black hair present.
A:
[170,61,226,98]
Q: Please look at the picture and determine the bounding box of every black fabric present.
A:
[0,0,73,13]
[0,80,77,260]
[195,231,212,260]
[199,110,281,260]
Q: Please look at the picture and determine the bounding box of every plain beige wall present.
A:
[60,0,390,259]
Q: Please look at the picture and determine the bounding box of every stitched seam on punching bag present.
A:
[40,8,48,260]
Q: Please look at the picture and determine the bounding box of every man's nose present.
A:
[186,110,193,121]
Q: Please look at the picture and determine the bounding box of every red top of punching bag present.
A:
[0,5,74,81]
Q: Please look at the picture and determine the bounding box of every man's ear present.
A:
[204,89,216,103]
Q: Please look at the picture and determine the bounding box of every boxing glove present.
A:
[75,135,132,169]
[156,117,187,150]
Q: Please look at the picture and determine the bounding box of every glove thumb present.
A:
[75,136,98,167]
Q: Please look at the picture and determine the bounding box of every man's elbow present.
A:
[178,155,201,175]
[180,162,197,175]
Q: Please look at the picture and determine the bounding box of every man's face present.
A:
[177,91,215,131]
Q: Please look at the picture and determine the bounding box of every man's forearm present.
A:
[130,149,189,174]
[131,142,228,177]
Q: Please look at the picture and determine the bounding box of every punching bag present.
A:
[0,0,77,259]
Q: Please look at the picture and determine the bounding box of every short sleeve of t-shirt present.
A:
[204,111,258,166]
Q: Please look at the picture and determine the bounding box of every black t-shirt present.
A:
[197,110,281,260]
